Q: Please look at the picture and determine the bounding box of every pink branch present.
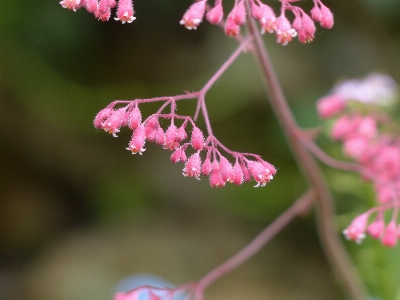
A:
[198,189,316,289]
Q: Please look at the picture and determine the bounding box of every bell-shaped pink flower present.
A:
[60,0,82,12]
[317,94,345,118]
[209,161,225,188]
[155,127,165,146]
[115,0,136,24]
[171,147,187,163]
[320,4,334,29]
[94,107,113,129]
[164,124,179,150]
[247,160,273,187]
[233,161,244,185]
[191,127,204,151]
[176,125,188,142]
[183,152,202,179]
[206,0,224,25]
[144,116,159,137]
[342,213,369,244]
[367,213,385,239]
[225,15,240,37]
[275,15,297,46]
[202,156,213,176]
[126,124,146,154]
[180,0,207,30]
[102,108,126,137]
[86,0,98,13]
[382,221,398,247]
[128,105,142,130]
[220,156,235,183]
[231,0,246,26]
[258,4,277,34]
[310,5,322,22]
[241,160,252,182]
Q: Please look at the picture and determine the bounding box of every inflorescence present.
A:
[317,74,400,247]
[59,0,333,45]
[94,97,277,188]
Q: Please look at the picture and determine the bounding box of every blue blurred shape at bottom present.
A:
[115,274,187,300]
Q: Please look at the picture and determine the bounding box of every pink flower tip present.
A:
[366,215,385,239]
[343,213,369,244]
[382,221,398,247]
[317,94,345,118]
[114,0,136,24]
[206,2,224,25]
[180,0,207,30]
[60,0,82,12]
[182,152,202,179]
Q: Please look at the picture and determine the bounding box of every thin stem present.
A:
[200,36,252,95]
[198,189,316,289]
[245,2,367,299]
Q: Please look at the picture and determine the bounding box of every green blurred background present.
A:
[1,0,400,299]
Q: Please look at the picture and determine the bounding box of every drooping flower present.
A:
[115,0,136,24]
[180,0,207,30]
[275,14,297,46]
[343,213,369,244]
[183,152,202,179]
[126,124,146,154]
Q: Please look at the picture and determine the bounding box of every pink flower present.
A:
[94,107,113,129]
[144,116,159,138]
[202,156,213,176]
[343,136,369,159]
[60,0,82,12]
[114,0,136,24]
[225,15,240,37]
[331,115,352,141]
[180,0,207,30]
[176,125,188,142]
[366,213,385,239]
[275,15,297,46]
[319,4,334,29]
[317,94,345,118]
[86,0,98,13]
[126,124,146,154]
[164,124,179,150]
[128,105,142,130]
[102,108,126,137]
[155,127,165,146]
[258,3,277,34]
[246,160,273,187]
[209,161,225,188]
[206,0,224,25]
[191,127,205,151]
[358,116,377,140]
[183,152,202,179]
[310,5,322,22]
[171,147,187,163]
[343,213,369,244]
[230,0,246,26]
[219,156,235,183]
[233,161,244,185]
[241,160,252,182]
[382,221,398,247]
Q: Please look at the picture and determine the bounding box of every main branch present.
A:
[245,2,367,299]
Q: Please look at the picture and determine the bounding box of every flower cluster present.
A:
[94,99,276,188]
[180,0,334,44]
[59,0,334,44]
[59,0,135,22]
[317,74,400,247]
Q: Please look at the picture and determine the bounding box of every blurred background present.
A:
[1,0,400,299]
